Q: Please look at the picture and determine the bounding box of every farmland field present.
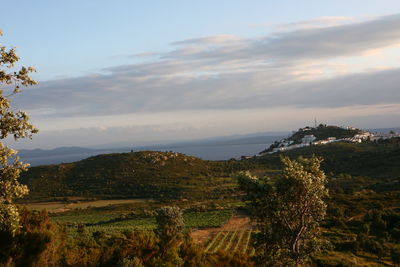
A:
[49,206,234,232]
[205,230,254,255]
[24,198,153,213]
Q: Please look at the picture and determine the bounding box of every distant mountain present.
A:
[18,147,129,167]
[18,133,286,166]
[17,127,400,167]
[89,131,289,149]
[19,146,94,156]
[367,127,400,133]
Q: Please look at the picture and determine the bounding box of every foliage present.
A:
[255,141,400,179]
[50,207,233,233]
[155,206,184,250]
[183,209,233,228]
[238,156,328,266]
[20,151,246,201]
[0,206,252,266]
[0,30,38,235]
[0,208,65,266]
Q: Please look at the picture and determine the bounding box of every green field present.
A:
[50,207,233,232]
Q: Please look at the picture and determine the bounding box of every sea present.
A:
[20,143,271,166]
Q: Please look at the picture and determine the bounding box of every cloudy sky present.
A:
[2,0,400,148]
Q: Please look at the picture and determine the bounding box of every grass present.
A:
[52,213,120,224]
[89,217,156,231]
[51,208,234,232]
[24,198,153,212]
[183,210,233,228]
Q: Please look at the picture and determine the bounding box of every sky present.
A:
[2,1,400,148]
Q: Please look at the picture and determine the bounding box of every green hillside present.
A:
[255,139,400,179]
[20,151,248,201]
[21,139,400,202]
[252,138,400,266]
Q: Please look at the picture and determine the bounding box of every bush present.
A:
[0,208,65,266]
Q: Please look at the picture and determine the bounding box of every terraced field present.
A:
[205,230,255,255]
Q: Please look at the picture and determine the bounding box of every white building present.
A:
[302,134,316,143]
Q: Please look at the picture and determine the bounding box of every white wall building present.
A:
[302,134,316,143]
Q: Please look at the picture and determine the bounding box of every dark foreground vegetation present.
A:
[1,207,253,267]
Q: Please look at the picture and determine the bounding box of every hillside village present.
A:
[261,125,400,154]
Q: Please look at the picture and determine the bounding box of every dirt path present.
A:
[191,213,253,243]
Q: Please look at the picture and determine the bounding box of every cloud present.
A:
[250,16,357,30]
[132,51,160,58]
[10,103,400,149]
[275,16,355,30]
[11,13,400,126]
[171,35,242,46]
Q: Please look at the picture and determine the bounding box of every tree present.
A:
[238,156,328,266]
[0,30,38,235]
[154,206,185,265]
[155,206,184,246]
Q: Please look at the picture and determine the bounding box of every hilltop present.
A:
[20,151,250,202]
[260,124,400,154]
[290,124,361,142]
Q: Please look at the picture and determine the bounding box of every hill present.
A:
[17,133,285,166]
[20,151,249,201]
[261,124,362,153]
[254,138,400,179]
[18,146,128,166]
[21,138,400,202]
[288,124,361,143]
